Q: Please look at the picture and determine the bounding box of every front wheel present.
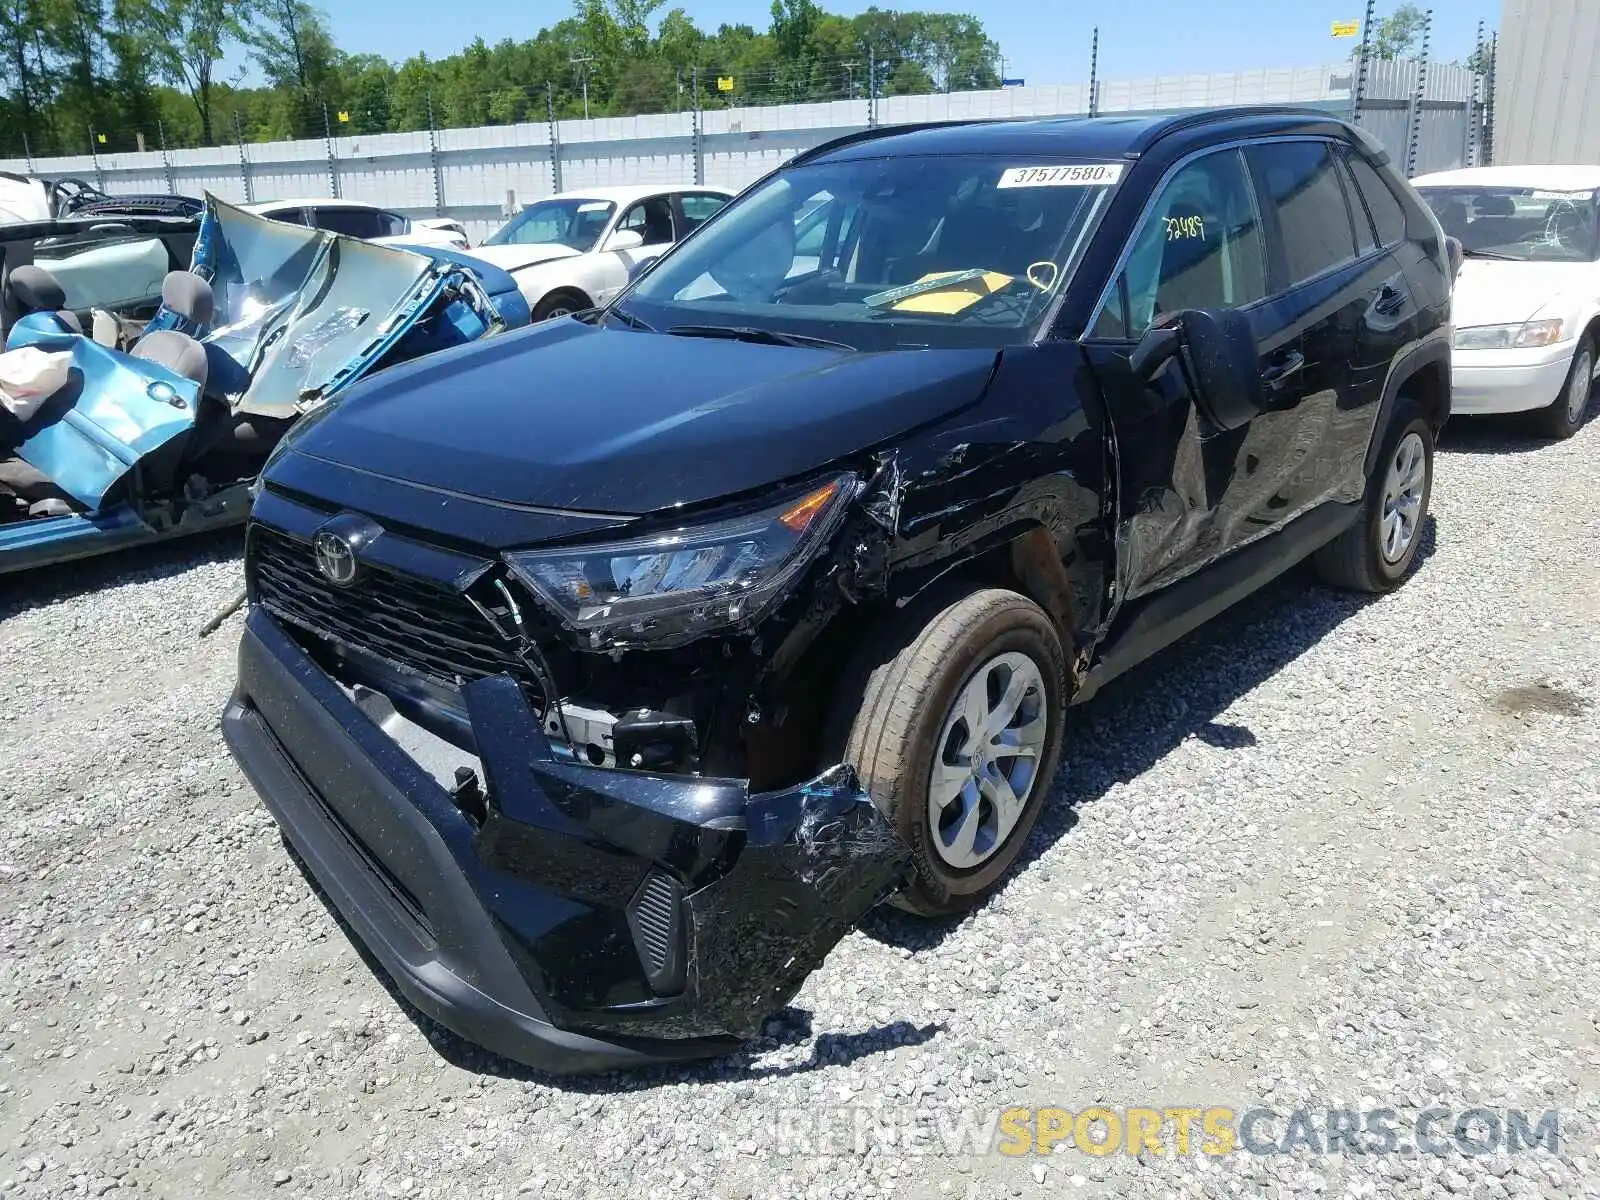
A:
[1314,405,1434,593]
[830,585,1066,917]
[1527,334,1593,441]
[530,290,588,322]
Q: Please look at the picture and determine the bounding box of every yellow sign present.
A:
[716,76,734,92]
[96,132,106,144]
[337,110,350,123]
[1331,20,1360,37]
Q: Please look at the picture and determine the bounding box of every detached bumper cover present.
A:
[221,608,908,1073]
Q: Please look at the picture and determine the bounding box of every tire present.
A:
[1314,403,1434,594]
[531,290,588,322]
[1526,334,1593,441]
[829,585,1067,917]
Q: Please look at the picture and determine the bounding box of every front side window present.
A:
[617,197,676,246]
[1248,141,1359,286]
[1092,148,1267,340]
[1414,184,1599,263]
[483,199,616,252]
[626,154,1118,351]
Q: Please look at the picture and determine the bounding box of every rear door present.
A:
[1238,139,1403,526]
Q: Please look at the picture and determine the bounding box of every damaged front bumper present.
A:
[221,607,909,1074]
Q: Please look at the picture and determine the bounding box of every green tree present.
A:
[124,0,246,144]
[1360,3,1428,61]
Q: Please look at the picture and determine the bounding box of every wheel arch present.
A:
[1366,330,1451,478]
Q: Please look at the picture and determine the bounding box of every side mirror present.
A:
[1444,235,1464,281]
[1130,308,1262,433]
[605,228,645,252]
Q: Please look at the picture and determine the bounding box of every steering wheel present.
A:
[49,177,107,217]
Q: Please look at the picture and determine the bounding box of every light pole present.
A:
[570,55,594,120]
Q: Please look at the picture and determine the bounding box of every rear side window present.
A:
[1343,152,1409,247]
[313,207,385,239]
[1247,141,1359,286]
[679,194,727,233]
[1091,147,1268,339]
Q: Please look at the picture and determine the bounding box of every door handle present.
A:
[1260,350,1305,390]
[1374,283,1406,317]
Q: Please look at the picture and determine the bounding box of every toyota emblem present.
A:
[313,530,358,586]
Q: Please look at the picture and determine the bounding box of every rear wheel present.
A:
[1314,404,1434,593]
[1526,334,1593,441]
[830,585,1066,917]
[531,290,588,322]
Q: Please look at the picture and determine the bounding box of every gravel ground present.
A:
[3,413,1599,1200]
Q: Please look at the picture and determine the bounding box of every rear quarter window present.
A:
[1343,152,1410,247]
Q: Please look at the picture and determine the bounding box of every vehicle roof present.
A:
[540,183,735,205]
[245,198,389,213]
[795,107,1360,166]
[1410,164,1600,190]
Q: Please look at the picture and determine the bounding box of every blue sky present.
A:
[314,0,1504,84]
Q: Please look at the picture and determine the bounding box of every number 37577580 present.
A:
[997,163,1126,189]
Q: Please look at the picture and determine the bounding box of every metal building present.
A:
[1495,0,1600,163]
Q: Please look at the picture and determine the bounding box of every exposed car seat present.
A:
[131,330,209,387]
[5,265,83,336]
[154,270,215,337]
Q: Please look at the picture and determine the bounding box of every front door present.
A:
[595,196,677,303]
[1082,145,1296,602]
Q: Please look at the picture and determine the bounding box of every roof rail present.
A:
[1129,104,1351,152]
[787,119,998,167]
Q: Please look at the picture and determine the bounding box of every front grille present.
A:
[249,523,542,696]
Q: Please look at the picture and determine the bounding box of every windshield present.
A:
[484,198,617,251]
[624,155,1120,350]
[1416,185,1599,263]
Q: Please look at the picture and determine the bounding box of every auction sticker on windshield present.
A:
[998,163,1125,188]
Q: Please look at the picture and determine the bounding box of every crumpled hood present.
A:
[281,319,997,514]
[464,243,583,273]
[1452,258,1590,329]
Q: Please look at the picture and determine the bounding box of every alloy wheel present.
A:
[1380,431,1427,564]
[926,650,1051,870]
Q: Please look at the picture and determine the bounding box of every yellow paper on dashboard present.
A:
[878,270,1015,314]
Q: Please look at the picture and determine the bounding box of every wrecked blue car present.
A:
[0,195,529,574]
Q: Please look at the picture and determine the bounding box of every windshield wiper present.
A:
[665,324,855,352]
[604,306,654,331]
[1461,247,1521,260]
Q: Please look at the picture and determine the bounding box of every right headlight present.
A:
[1454,318,1566,350]
[505,474,855,649]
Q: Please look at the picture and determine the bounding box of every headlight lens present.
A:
[1454,318,1566,350]
[505,474,854,648]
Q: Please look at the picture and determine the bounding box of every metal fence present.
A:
[1,58,1484,244]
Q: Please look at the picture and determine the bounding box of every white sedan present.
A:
[1413,165,1600,439]
[244,199,470,250]
[464,185,734,321]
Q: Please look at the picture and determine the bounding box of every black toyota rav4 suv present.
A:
[223,107,1452,1072]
